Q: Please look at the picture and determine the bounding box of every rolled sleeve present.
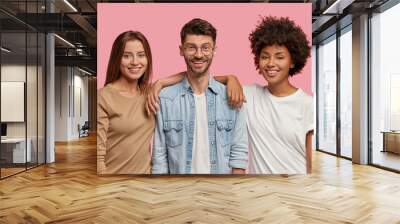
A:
[151,102,169,174]
[229,106,248,169]
[305,98,314,134]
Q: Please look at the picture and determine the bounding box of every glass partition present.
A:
[27,31,38,169]
[317,35,337,155]
[0,1,46,179]
[1,30,28,178]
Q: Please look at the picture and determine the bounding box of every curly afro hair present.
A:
[249,16,310,76]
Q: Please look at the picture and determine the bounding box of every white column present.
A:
[46,32,55,163]
[352,14,369,164]
[45,0,55,163]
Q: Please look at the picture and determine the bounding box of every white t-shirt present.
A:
[244,84,314,174]
[191,93,211,174]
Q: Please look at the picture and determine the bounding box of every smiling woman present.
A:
[118,40,149,84]
[97,31,155,174]
[242,16,313,174]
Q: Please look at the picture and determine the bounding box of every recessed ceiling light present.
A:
[63,0,78,12]
[1,47,11,53]
[54,34,75,48]
[323,0,355,15]
[78,67,93,76]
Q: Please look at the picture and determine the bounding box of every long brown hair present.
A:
[104,31,153,94]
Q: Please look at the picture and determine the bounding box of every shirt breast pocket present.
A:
[217,119,233,156]
[163,120,184,147]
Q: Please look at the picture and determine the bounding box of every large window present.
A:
[317,35,337,154]
[312,45,317,150]
[317,25,353,159]
[339,26,352,158]
[371,2,400,171]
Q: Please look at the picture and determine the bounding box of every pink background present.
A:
[97,3,312,95]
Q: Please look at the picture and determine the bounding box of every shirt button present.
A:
[211,141,215,145]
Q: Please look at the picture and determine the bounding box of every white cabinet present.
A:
[1,138,32,163]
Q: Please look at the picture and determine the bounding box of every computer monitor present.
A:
[1,123,7,137]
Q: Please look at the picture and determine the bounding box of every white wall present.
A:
[1,65,41,137]
[1,64,46,164]
[54,67,89,141]
[1,65,26,139]
[55,67,69,141]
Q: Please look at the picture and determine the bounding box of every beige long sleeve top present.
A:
[97,84,155,174]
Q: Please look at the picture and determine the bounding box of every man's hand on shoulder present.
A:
[145,81,162,116]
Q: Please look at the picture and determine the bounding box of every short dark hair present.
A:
[249,16,311,76]
[180,18,217,44]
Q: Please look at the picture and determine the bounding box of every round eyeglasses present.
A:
[183,45,214,56]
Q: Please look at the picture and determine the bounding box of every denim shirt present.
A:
[152,76,248,174]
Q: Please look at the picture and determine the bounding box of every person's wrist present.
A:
[228,75,239,85]
[232,168,245,174]
[154,80,162,88]
[227,75,234,83]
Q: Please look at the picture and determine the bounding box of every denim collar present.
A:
[180,73,219,96]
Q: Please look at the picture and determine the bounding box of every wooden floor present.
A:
[1,167,26,178]
[373,151,400,171]
[1,135,400,223]
[1,163,44,178]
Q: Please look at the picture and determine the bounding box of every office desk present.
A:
[381,131,400,154]
[1,138,31,163]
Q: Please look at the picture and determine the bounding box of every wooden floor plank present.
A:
[0,135,399,223]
